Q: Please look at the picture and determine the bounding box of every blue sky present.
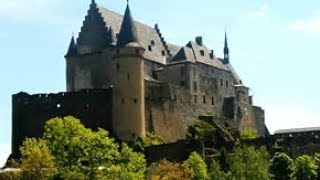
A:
[1,0,320,166]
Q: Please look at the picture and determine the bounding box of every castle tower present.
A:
[65,35,77,92]
[112,2,146,141]
[223,31,230,64]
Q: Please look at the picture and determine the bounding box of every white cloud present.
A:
[288,15,320,33]
[0,142,10,168]
[265,104,320,134]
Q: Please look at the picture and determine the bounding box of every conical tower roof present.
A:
[116,3,140,46]
[224,31,229,54]
[65,35,77,57]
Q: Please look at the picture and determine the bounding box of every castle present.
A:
[11,1,268,158]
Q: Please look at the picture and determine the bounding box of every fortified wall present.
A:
[11,89,113,158]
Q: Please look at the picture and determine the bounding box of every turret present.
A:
[65,35,77,92]
[223,31,230,64]
[65,35,77,57]
[112,1,146,141]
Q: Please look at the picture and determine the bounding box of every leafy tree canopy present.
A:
[292,155,317,180]
[186,152,208,180]
[270,152,293,180]
[239,128,257,140]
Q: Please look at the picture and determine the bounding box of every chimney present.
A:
[195,36,203,46]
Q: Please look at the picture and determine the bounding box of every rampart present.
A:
[11,89,113,158]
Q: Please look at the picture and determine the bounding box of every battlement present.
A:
[11,89,113,158]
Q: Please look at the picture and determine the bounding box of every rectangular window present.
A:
[193,81,197,92]
[221,79,223,86]
[194,95,198,103]
[180,81,185,87]
[193,67,196,76]
[203,95,206,104]
[211,97,214,105]
[226,81,229,88]
[127,73,130,80]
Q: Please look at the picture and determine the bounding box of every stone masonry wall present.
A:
[11,89,113,158]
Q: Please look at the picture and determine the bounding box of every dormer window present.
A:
[161,50,166,56]
[151,40,155,46]
[209,50,214,59]
[200,50,205,56]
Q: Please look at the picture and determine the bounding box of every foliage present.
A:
[187,121,216,158]
[292,155,317,180]
[228,145,269,180]
[208,159,230,180]
[42,116,146,179]
[150,159,194,180]
[187,121,216,142]
[142,132,165,147]
[0,170,21,180]
[58,169,86,180]
[239,128,257,140]
[19,138,57,179]
[43,116,119,178]
[186,152,208,180]
[270,152,293,180]
[314,153,320,180]
[104,143,147,180]
[218,148,229,172]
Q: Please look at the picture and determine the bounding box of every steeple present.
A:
[65,35,77,57]
[117,2,140,46]
[223,30,230,64]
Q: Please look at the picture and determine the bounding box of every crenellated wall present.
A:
[11,89,113,158]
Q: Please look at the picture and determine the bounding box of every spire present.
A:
[223,30,230,64]
[224,31,229,55]
[91,0,96,5]
[65,35,77,57]
[117,2,140,46]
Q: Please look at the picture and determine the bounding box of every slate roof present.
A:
[97,5,167,64]
[274,127,320,135]
[65,36,77,57]
[94,3,242,81]
[117,4,139,46]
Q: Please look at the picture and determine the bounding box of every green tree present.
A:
[42,116,146,179]
[228,145,269,180]
[142,132,165,147]
[43,116,119,178]
[239,128,257,140]
[19,138,57,179]
[208,159,230,180]
[314,153,320,180]
[270,152,293,180]
[104,143,147,180]
[186,152,208,180]
[292,155,317,180]
[187,121,216,158]
[150,159,193,180]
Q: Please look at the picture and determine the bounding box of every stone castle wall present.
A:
[11,89,113,158]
